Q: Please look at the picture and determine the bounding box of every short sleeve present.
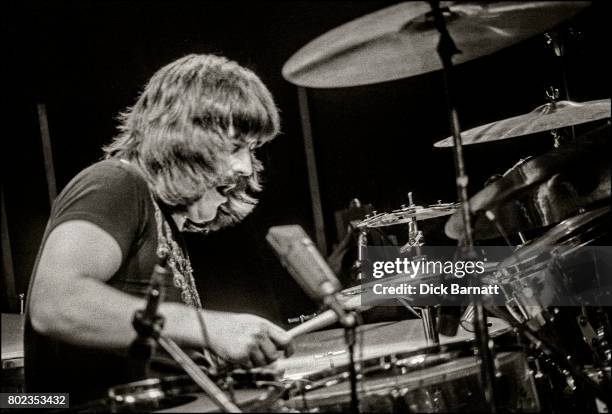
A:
[49,160,150,261]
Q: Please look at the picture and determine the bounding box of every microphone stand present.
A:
[129,257,167,380]
[128,255,241,413]
[428,1,498,411]
[343,312,360,414]
[324,294,360,414]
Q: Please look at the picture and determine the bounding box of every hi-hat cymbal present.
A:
[282,2,590,88]
[434,99,611,147]
[358,202,459,229]
[445,129,610,240]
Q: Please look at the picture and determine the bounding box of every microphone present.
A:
[142,254,170,325]
[266,225,355,328]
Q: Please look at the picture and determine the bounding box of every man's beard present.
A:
[181,177,253,234]
[181,203,235,233]
[181,218,211,233]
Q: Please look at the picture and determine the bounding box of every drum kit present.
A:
[78,1,610,412]
[1,313,25,393]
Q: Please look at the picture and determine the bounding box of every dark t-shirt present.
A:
[24,159,185,404]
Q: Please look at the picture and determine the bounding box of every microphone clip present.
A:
[129,255,169,378]
[132,302,166,341]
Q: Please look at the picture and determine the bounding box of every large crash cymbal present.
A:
[445,128,610,240]
[282,2,590,88]
[434,99,611,147]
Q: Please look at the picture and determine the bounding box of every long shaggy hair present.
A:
[103,54,280,230]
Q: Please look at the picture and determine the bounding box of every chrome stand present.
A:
[421,306,440,345]
[428,1,497,411]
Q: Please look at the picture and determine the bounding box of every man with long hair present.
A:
[24,54,293,403]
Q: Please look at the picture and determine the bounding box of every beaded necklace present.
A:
[151,197,202,309]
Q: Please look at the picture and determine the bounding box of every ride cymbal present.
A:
[283,2,590,88]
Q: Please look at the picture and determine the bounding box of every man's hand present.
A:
[202,312,294,368]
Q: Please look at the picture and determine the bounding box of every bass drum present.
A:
[279,318,539,412]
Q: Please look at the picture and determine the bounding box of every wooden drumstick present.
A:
[287,309,338,339]
[287,303,372,339]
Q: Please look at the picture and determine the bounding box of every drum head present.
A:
[281,320,537,413]
[276,318,510,380]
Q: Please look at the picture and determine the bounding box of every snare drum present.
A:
[279,318,537,412]
[284,339,538,412]
[277,318,509,380]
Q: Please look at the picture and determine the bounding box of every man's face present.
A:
[179,144,253,232]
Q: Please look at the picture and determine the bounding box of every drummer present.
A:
[24,54,294,404]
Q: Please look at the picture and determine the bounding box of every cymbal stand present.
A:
[356,227,368,282]
[428,1,497,411]
[400,192,438,345]
[545,29,577,142]
[399,192,425,255]
[545,86,570,148]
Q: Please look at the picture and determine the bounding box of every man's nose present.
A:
[230,147,253,177]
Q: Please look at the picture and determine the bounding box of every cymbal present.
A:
[357,202,459,229]
[434,99,611,147]
[282,2,590,88]
[445,129,610,240]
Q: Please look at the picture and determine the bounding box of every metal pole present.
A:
[428,2,497,411]
[1,185,17,312]
[36,103,57,206]
[297,87,328,254]
[421,306,440,345]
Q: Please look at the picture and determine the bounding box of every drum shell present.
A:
[284,350,539,413]
[1,314,25,393]
[497,207,611,313]
[72,375,284,413]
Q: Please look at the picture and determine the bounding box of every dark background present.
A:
[2,1,610,324]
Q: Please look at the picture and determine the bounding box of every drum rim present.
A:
[105,374,284,412]
[292,329,518,390]
[498,206,610,271]
[289,351,525,406]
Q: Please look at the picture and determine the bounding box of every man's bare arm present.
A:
[29,220,292,364]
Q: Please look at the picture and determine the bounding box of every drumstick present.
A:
[287,304,372,339]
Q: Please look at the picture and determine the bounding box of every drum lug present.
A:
[562,369,577,393]
[577,315,598,348]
